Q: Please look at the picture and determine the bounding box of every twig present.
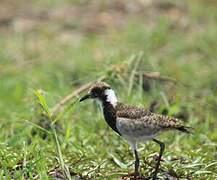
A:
[51,75,106,116]
[137,72,176,83]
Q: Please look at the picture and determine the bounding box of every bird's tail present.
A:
[176,126,193,134]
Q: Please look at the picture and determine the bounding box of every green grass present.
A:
[0,0,217,179]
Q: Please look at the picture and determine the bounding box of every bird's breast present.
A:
[102,106,120,135]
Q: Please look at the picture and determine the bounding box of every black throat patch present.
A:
[102,99,121,135]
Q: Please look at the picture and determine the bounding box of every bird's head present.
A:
[79,82,118,107]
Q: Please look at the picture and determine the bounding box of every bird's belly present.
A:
[116,124,156,142]
[122,134,154,143]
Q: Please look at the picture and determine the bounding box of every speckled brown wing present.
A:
[147,113,188,131]
[116,102,190,134]
[116,102,152,119]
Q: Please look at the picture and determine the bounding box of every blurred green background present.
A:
[0,0,217,179]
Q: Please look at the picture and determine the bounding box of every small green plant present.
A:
[34,90,71,180]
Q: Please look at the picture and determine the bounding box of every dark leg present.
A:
[134,149,140,176]
[152,139,165,180]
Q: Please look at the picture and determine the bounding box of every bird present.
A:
[79,81,191,179]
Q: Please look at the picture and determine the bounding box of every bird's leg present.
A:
[129,142,140,177]
[152,139,165,180]
[134,149,140,176]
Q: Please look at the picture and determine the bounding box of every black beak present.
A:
[79,94,91,102]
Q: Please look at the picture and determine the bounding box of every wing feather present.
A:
[116,102,189,133]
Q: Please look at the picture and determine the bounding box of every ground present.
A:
[0,0,217,179]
